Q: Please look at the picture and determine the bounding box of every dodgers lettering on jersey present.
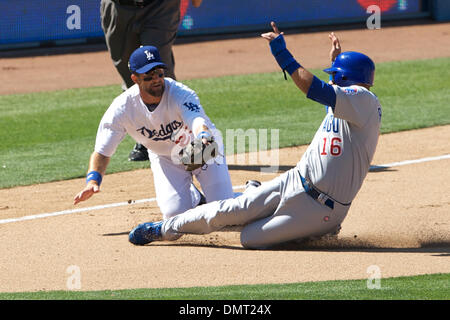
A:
[136,120,184,141]
[298,85,382,204]
[94,78,217,158]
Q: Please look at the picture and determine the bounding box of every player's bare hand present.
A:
[261,21,283,42]
[329,32,341,62]
[73,183,100,205]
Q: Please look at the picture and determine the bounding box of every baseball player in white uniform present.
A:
[73,46,234,219]
[128,23,382,249]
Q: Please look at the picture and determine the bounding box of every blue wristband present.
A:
[269,35,301,75]
[269,34,287,56]
[274,50,300,73]
[285,59,302,75]
[86,171,102,186]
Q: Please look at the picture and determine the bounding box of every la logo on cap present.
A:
[144,50,154,61]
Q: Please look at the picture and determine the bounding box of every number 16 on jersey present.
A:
[321,137,342,156]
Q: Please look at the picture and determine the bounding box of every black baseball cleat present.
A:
[198,192,207,205]
[192,184,207,206]
[128,143,149,161]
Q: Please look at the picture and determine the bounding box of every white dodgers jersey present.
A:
[94,78,217,159]
[298,85,382,204]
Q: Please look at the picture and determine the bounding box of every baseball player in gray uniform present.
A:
[128,22,382,249]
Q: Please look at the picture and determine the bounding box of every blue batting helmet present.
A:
[323,51,375,87]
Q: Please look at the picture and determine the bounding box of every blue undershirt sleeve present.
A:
[306,76,337,110]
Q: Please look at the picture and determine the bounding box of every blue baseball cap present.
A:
[128,46,167,74]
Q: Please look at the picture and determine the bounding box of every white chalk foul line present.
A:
[0,185,245,225]
[369,154,450,170]
[0,197,156,225]
[1,153,449,225]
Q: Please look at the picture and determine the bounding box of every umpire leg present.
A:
[100,0,141,90]
[101,0,149,161]
[139,28,178,80]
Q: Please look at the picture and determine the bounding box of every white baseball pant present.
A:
[150,153,235,219]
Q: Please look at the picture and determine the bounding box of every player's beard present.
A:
[146,81,165,97]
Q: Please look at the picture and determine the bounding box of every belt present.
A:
[299,174,337,210]
[114,0,153,7]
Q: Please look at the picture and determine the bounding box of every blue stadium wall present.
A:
[0,0,445,50]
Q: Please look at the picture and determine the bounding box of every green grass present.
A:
[1,61,449,301]
[0,57,449,188]
[0,273,448,300]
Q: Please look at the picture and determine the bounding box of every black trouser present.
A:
[100,0,179,89]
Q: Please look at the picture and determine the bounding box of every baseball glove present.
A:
[179,137,218,171]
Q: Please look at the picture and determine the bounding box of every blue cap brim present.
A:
[135,62,167,74]
[323,67,339,74]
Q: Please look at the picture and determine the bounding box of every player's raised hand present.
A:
[261,21,283,42]
[329,32,341,62]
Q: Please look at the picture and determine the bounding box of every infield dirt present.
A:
[0,22,449,293]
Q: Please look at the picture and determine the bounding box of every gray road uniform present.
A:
[160,84,382,249]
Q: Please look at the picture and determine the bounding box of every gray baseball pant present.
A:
[162,167,349,249]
